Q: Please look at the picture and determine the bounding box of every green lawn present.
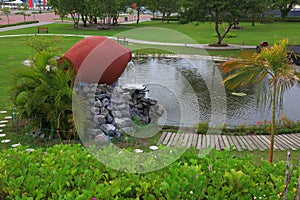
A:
[1,21,299,46]
[124,21,300,46]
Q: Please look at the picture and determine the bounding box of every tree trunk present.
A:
[215,17,222,44]
[6,15,10,24]
[162,12,165,23]
[167,12,170,24]
[252,17,255,26]
[269,83,277,163]
[216,21,233,45]
[233,18,239,29]
[81,14,87,27]
[136,9,140,24]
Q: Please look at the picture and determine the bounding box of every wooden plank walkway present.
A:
[157,132,300,151]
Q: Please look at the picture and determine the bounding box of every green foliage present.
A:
[10,48,75,137]
[0,144,299,199]
[150,17,179,22]
[212,32,236,38]
[21,35,63,54]
[0,20,39,28]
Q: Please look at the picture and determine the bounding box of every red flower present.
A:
[256,121,261,125]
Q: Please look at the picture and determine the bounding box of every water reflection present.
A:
[119,57,300,126]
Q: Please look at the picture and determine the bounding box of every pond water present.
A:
[118,57,300,126]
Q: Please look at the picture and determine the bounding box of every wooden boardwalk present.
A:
[157,132,300,151]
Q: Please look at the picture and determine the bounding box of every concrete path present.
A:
[157,132,300,151]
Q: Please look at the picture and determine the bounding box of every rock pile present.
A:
[74,82,164,143]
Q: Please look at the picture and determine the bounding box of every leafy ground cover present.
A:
[0,144,299,199]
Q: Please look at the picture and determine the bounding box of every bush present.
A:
[151,17,179,22]
[0,144,299,199]
[212,32,237,38]
[0,20,39,28]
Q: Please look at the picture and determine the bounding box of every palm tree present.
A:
[11,51,75,138]
[221,39,299,162]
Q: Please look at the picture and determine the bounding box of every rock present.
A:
[96,93,107,100]
[88,97,95,104]
[106,114,114,123]
[112,111,122,118]
[114,118,133,128]
[133,149,143,153]
[136,103,144,109]
[100,124,116,135]
[112,110,130,118]
[91,129,103,136]
[95,133,110,143]
[106,105,112,111]
[94,115,106,124]
[102,98,110,107]
[115,130,122,137]
[149,146,158,150]
[87,93,95,98]
[122,84,146,91]
[94,100,102,108]
[111,97,126,105]
[83,86,90,93]
[121,127,132,133]
[90,107,100,114]
[100,107,109,116]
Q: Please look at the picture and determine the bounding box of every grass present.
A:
[1,21,300,46]
[123,21,300,45]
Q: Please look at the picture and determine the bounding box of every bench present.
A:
[37,27,48,33]
[117,36,128,45]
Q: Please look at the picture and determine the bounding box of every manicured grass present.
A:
[1,21,299,46]
[124,21,300,45]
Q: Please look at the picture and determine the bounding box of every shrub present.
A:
[0,144,299,199]
[212,32,236,38]
[0,20,39,28]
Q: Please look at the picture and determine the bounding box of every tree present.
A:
[17,3,31,22]
[157,0,179,23]
[147,0,159,18]
[50,0,81,28]
[273,0,298,19]
[221,39,299,162]
[243,0,272,26]
[1,7,11,24]
[179,0,249,45]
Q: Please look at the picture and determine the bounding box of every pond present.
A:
[118,57,300,126]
